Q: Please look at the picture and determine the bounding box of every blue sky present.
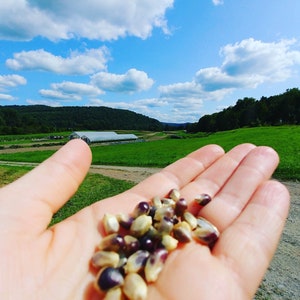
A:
[0,0,300,123]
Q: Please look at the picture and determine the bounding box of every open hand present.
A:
[0,139,290,299]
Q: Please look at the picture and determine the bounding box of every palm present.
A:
[0,140,289,300]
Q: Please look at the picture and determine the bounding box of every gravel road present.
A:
[254,181,299,300]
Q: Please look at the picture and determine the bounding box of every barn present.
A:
[69,131,138,144]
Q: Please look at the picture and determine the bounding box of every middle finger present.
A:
[181,143,256,214]
[200,146,280,231]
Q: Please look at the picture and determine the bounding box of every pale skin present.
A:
[0,139,290,300]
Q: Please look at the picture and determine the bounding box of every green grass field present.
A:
[50,173,134,225]
[0,126,299,180]
[0,165,31,187]
[0,131,69,149]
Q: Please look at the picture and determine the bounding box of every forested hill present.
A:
[188,88,300,133]
[0,105,163,134]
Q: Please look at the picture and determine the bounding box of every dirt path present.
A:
[255,180,299,300]
[0,160,162,184]
[0,160,298,299]
[89,164,162,183]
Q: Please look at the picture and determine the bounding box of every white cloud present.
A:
[212,0,224,6]
[39,89,82,101]
[91,69,154,93]
[195,38,300,92]
[159,80,228,102]
[51,81,103,96]
[6,47,109,75]
[159,38,300,102]
[39,81,103,101]
[0,0,173,41]
[135,98,168,108]
[195,67,263,90]
[36,68,154,104]
[0,74,27,91]
[0,0,67,41]
[0,93,15,101]
[220,38,300,83]
[0,74,26,101]
[159,81,204,99]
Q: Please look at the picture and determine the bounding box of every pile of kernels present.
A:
[91,189,219,300]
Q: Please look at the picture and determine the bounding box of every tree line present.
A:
[0,105,163,134]
[187,88,300,133]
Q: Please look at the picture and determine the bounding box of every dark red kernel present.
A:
[118,216,134,230]
[195,194,212,206]
[133,201,151,217]
[174,198,188,216]
[139,236,155,252]
[97,267,124,291]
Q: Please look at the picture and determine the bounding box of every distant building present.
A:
[69,131,138,144]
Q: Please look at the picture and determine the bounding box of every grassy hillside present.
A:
[0,126,299,180]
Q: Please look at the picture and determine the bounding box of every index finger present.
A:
[0,139,92,235]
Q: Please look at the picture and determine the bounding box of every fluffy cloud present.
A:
[0,93,15,101]
[159,80,230,103]
[195,38,300,92]
[51,82,103,96]
[91,69,154,93]
[219,38,300,84]
[39,81,103,101]
[160,38,300,101]
[159,82,205,99]
[195,67,261,91]
[0,0,173,41]
[212,0,224,5]
[0,74,26,100]
[36,68,154,105]
[0,74,27,90]
[134,98,168,108]
[39,89,82,101]
[6,47,109,75]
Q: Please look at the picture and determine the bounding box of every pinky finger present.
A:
[213,180,290,297]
